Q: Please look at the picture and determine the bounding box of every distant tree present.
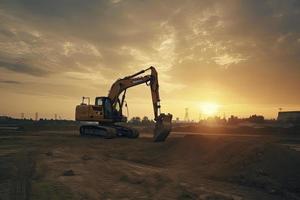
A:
[248,115,265,123]
[129,117,141,125]
[141,116,150,124]
[228,115,241,125]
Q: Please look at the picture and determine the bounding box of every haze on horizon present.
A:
[0,0,300,120]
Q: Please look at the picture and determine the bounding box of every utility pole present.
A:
[35,112,39,121]
[184,108,189,122]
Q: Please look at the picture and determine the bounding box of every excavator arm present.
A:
[108,66,172,142]
[108,66,161,120]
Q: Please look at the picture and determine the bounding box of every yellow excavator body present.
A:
[75,66,172,142]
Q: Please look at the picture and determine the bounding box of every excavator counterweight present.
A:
[75,66,172,142]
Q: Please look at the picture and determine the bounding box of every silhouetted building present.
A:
[277,111,300,123]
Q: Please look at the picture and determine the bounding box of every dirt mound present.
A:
[170,135,300,196]
[62,170,75,176]
[4,130,299,199]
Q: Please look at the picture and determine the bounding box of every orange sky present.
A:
[0,0,300,120]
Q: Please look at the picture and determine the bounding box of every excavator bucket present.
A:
[153,113,173,142]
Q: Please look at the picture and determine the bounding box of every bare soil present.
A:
[0,130,300,200]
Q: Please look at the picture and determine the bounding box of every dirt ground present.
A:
[1,130,300,200]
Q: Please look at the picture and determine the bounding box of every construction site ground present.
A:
[0,129,300,200]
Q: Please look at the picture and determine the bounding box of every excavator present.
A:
[75,66,173,142]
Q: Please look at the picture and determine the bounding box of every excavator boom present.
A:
[108,67,160,120]
[107,66,172,142]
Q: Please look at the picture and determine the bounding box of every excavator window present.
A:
[95,98,103,106]
[104,98,113,119]
[95,97,113,119]
[115,100,121,112]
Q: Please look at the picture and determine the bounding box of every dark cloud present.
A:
[168,0,300,83]
[1,0,105,18]
[0,59,48,76]
[0,79,21,84]
[0,28,15,38]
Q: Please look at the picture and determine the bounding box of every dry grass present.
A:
[0,130,300,199]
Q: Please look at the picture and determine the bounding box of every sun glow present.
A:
[200,102,220,116]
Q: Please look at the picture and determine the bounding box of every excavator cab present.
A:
[95,97,125,122]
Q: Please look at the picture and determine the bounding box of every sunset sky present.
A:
[0,0,300,120]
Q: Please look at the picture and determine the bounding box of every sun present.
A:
[200,102,220,116]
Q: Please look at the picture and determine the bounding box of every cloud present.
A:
[214,54,246,67]
[0,59,48,76]
[0,0,300,118]
[0,79,21,84]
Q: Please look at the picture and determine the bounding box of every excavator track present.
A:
[79,124,139,139]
